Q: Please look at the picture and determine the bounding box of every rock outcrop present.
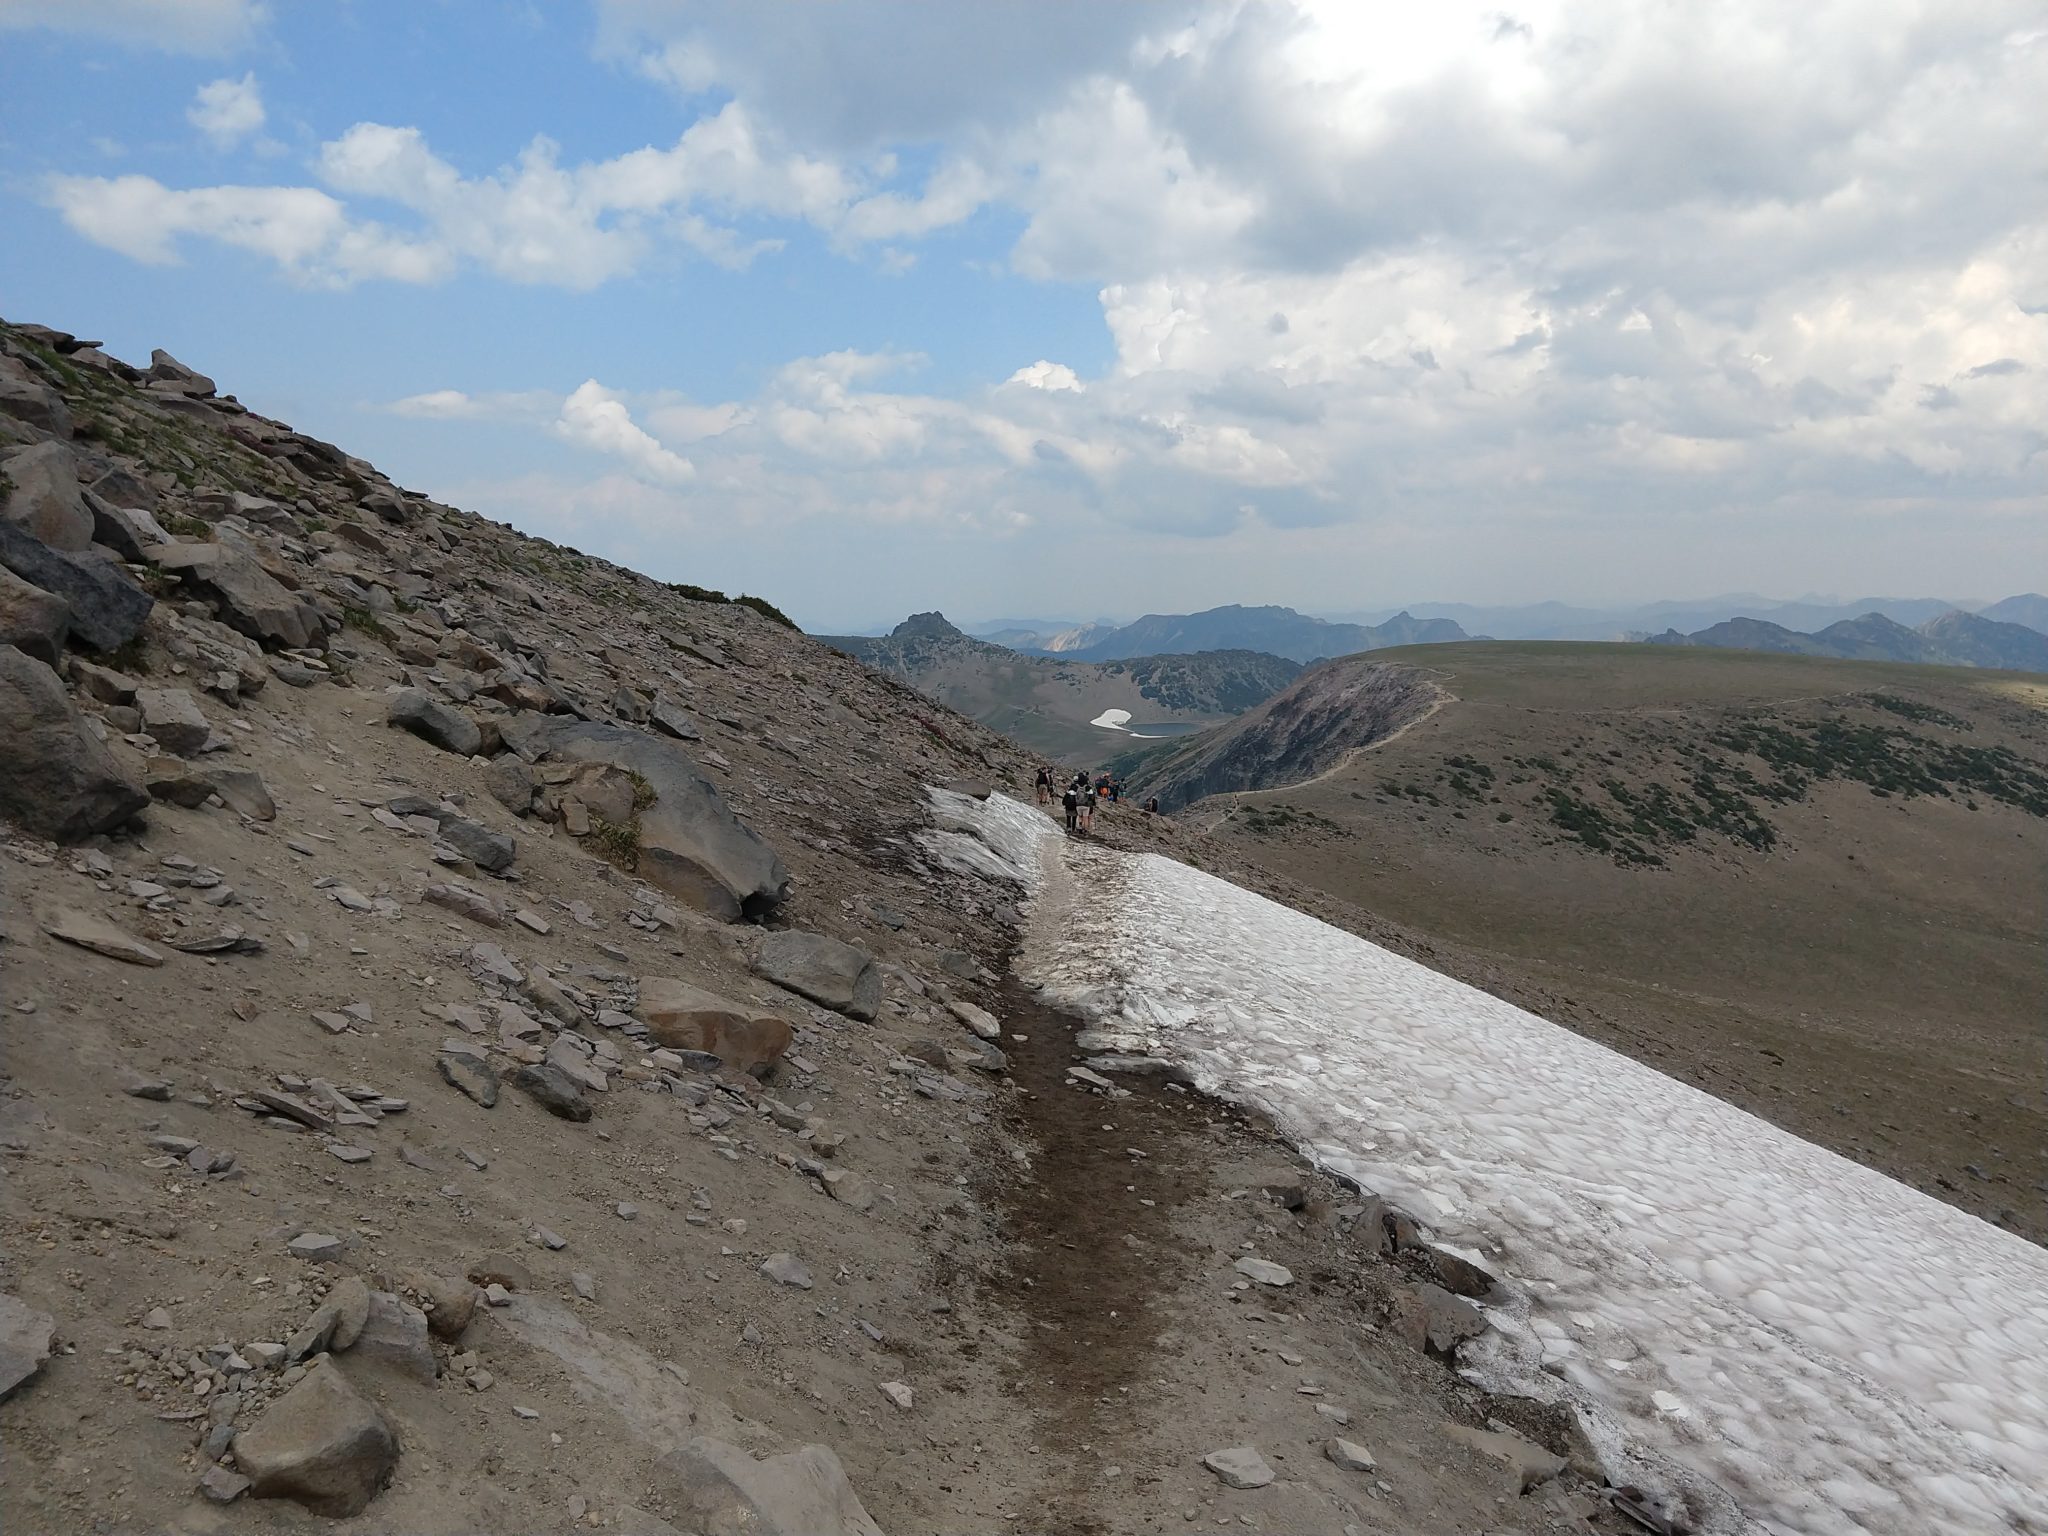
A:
[150,541,325,650]
[0,646,147,840]
[0,521,153,653]
[528,719,790,921]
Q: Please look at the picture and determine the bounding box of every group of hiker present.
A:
[1034,765,1162,833]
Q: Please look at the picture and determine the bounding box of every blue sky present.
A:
[2,1,2041,631]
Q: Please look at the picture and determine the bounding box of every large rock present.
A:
[0,521,152,652]
[136,687,209,754]
[531,720,789,922]
[346,1292,436,1382]
[2,441,92,550]
[149,541,324,651]
[146,348,216,397]
[656,1436,885,1536]
[753,931,880,1021]
[0,1292,56,1400]
[385,688,482,757]
[231,1366,397,1518]
[638,979,792,1076]
[0,368,71,438]
[87,493,169,561]
[0,564,69,664]
[1201,1446,1276,1489]
[0,647,148,840]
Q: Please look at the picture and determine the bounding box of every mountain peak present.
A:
[891,611,965,639]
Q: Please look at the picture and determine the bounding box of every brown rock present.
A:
[638,978,792,1077]
[231,1366,397,1517]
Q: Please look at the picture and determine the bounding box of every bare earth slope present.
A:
[1,323,1630,1534]
[1137,642,2048,1244]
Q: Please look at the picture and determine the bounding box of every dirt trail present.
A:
[973,812,1609,1536]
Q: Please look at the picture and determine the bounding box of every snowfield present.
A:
[930,791,2048,1536]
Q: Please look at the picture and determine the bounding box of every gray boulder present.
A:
[0,1292,56,1400]
[753,931,880,1021]
[0,521,152,652]
[86,493,169,561]
[433,813,514,871]
[203,766,276,820]
[230,1366,397,1518]
[534,720,789,921]
[385,687,483,757]
[136,687,209,754]
[149,541,324,650]
[514,1063,592,1122]
[0,646,148,840]
[0,564,69,664]
[656,1436,884,1536]
[347,1292,435,1382]
[0,368,71,439]
[145,348,216,397]
[2,441,92,550]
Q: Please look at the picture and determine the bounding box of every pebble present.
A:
[878,1380,914,1410]
[287,1232,343,1262]
[614,1203,638,1222]
[760,1253,813,1290]
[513,1405,540,1419]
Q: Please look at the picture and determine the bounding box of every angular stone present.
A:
[87,495,170,562]
[655,1436,884,1536]
[202,766,275,820]
[753,931,880,1022]
[1326,1437,1377,1472]
[1201,1446,1275,1489]
[0,648,147,840]
[877,1380,912,1410]
[0,369,72,440]
[287,1232,344,1262]
[519,718,789,921]
[514,1063,592,1122]
[40,905,163,965]
[483,756,537,816]
[1441,1424,1567,1493]
[347,1292,435,1382]
[760,1253,812,1290]
[1394,1282,1487,1356]
[231,1366,397,1518]
[649,697,701,740]
[425,882,502,927]
[0,1292,56,1400]
[2,441,92,550]
[136,687,209,754]
[385,687,482,757]
[402,1271,476,1341]
[820,1168,875,1212]
[0,521,153,652]
[0,564,69,664]
[1233,1256,1293,1287]
[435,814,514,872]
[637,978,792,1077]
[437,1051,500,1109]
[944,995,1000,1040]
[149,542,323,651]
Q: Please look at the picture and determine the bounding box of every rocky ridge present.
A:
[1,318,1635,1535]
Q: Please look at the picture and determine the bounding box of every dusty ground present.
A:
[1,320,1619,1535]
[1158,643,2048,1246]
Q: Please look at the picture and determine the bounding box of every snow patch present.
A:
[1091,707,1134,731]
[938,793,2048,1536]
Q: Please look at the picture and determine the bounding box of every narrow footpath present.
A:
[975,808,1615,1536]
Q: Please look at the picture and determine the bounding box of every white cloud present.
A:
[555,380,695,485]
[0,0,264,52]
[188,72,264,148]
[1006,361,1084,393]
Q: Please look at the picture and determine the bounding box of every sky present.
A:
[0,1,2041,633]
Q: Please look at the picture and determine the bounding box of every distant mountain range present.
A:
[976,604,1469,665]
[818,613,1303,759]
[1647,608,2048,672]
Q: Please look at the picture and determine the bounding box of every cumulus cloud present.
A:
[0,0,265,52]
[1006,361,1085,393]
[555,380,695,485]
[188,73,264,148]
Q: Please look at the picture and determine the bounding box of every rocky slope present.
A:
[1123,657,1446,812]
[0,321,1628,1534]
[821,612,1301,760]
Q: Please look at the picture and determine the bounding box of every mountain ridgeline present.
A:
[1648,608,2048,672]
[819,612,1303,759]
[979,603,1470,665]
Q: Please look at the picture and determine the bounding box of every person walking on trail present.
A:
[1061,779,1081,833]
[1035,765,1052,805]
